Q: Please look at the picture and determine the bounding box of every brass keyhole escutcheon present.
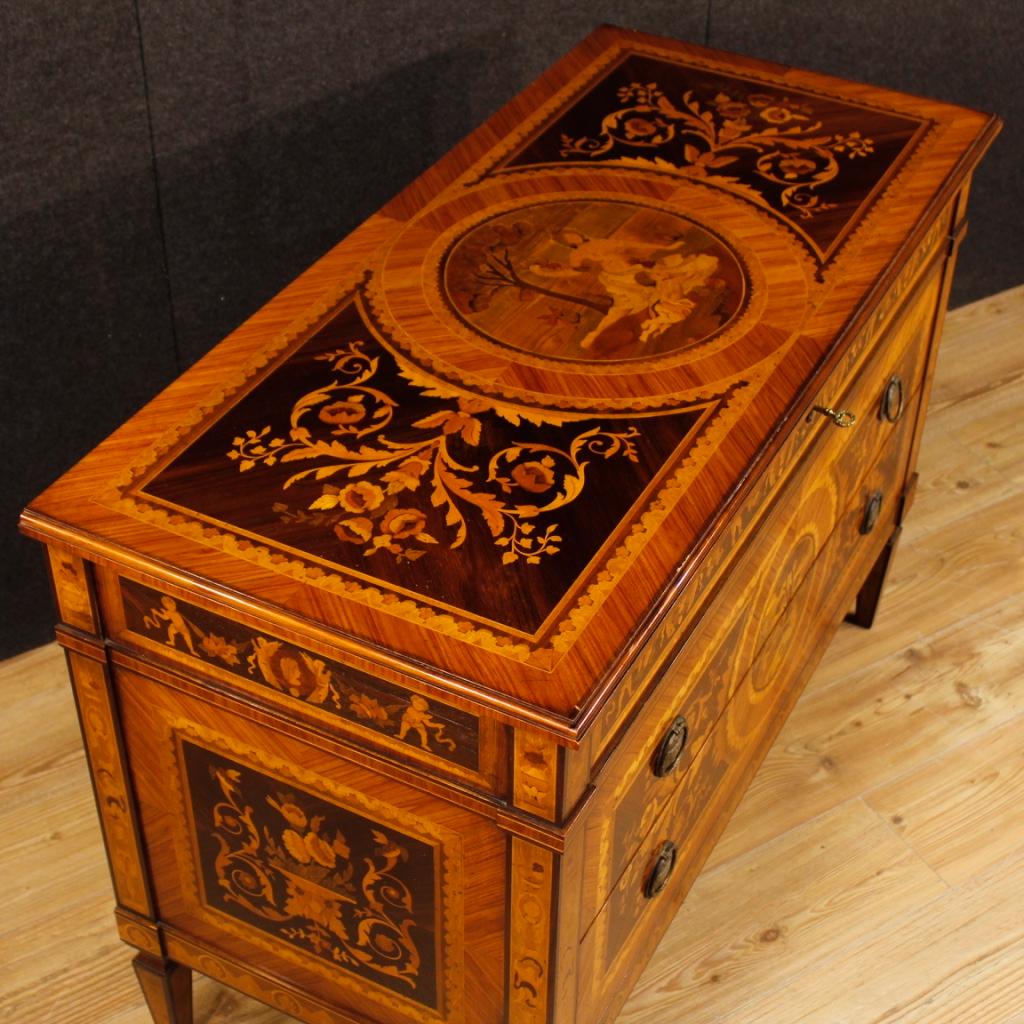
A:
[880,375,905,423]
[860,490,884,534]
[809,404,857,428]
[652,715,689,777]
[644,841,678,899]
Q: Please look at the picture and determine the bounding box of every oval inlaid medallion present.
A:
[441,199,748,362]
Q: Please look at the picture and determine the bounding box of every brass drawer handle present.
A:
[860,490,884,534]
[810,405,857,428]
[880,375,905,423]
[652,715,689,777]
[644,841,678,899]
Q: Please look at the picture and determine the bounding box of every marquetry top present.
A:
[23,26,998,737]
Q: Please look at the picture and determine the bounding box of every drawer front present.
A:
[114,666,507,1024]
[97,570,503,794]
[574,263,940,925]
[576,448,905,1024]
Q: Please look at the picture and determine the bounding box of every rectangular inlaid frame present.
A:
[112,665,501,1024]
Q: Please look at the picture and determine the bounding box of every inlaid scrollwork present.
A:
[560,82,876,222]
[228,340,640,566]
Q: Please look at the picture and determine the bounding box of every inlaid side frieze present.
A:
[120,577,480,771]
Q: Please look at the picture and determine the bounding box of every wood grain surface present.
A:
[3,283,1021,1024]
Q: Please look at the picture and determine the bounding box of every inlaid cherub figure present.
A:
[143,595,198,655]
[529,228,718,350]
[397,695,456,751]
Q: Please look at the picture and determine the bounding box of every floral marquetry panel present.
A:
[179,739,441,1008]
[135,299,727,640]
[114,667,509,1024]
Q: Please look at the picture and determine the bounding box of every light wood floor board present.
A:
[2,283,1022,1022]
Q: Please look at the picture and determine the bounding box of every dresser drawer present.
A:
[574,263,940,926]
[97,570,505,796]
[576,445,905,1022]
[113,664,507,1024]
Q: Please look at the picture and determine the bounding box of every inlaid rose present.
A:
[380,508,427,539]
[624,116,658,137]
[776,154,819,179]
[511,460,556,494]
[304,831,337,869]
[334,517,374,545]
[338,481,384,514]
[318,396,366,427]
[760,105,799,124]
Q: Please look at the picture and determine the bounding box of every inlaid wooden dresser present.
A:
[21,26,999,1024]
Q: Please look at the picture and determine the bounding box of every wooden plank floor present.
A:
[2,284,1022,1024]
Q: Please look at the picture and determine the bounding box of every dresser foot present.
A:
[846,526,902,629]
[133,953,193,1024]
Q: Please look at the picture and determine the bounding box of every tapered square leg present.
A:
[846,526,902,629]
[133,953,193,1024]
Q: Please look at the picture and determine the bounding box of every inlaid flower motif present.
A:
[200,632,241,665]
[380,508,427,540]
[776,154,820,179]
[832,131,875,158]
[283,828,312,863]
[338,482,385,514]
[318,396,366,427]
[267,796,308,830]
[760,105,800,124]
[511,459,556,494]
[283,878,344,933]
[713,94,750,120]
[304,831,337,869]
[334,517,374,545]
[349,692,390,725]
[229,338,638,567]
[623,116,660,138]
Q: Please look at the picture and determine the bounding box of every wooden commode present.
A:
[21,26,999,1024]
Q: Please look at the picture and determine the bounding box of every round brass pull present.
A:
[810,405,857,428]
[860,490,884,534]
[652,715,689,777]
[880,375,905,423]
[644,841,678,899]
